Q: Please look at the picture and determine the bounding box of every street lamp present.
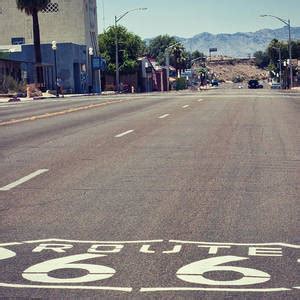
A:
[165,42,181,92]
[272,47,282,89]
[51,41,59,98]
[191,56,205,87]
[115,8,147,92]
[260,15,293,89]
[89,47,94,94]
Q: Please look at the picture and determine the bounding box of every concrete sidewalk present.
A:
[0,92,115,103]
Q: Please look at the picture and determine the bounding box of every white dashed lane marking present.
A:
[0,169,49,191]
[115,130,135,138]
[158,114,170,119]
[182,105,190,109]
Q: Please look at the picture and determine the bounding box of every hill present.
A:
[174,26,300,58]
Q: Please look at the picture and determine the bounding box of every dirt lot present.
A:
[207,59,268,82]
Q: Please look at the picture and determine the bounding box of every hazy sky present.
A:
[97,0,300,38]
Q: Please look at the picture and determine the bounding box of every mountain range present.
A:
[174,26,300,58]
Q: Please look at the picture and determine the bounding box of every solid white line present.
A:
[169,240,300,248]
[0,169,49,191]
[115,130,134,138]
[182,105,190,109]
[0,242,22,246]
[23,238,164,244]
[158,114,170,119]
[0,283,132,292]
[140,287,291,292]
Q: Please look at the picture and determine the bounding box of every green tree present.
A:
[291,41,300,59]
[191,50,204,61]
[98,26,145,75]
[253,51,270,68]
[147,35,178,65]
[186,50,205,68]
[16,0,50,84]
[170,43,188,76]
[267,39,288,65]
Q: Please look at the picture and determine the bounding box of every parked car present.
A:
[271,82,281,89]
[211,79,219,87]
[248,80,263,89]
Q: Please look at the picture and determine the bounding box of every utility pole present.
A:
[165,42,181,92]
[115,8,147,93]
[273,47,282,89]
[115,16,119,93]
[260,15,293,89]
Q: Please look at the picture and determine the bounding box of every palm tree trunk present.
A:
[32,8,43,85]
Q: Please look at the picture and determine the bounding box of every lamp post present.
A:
[260,15,293,89]
[51,41,59,98]
[272,47,282,89]
[191,56,204,87]
[165,42,181,92]
[115,8,147,93]
[89,47,94,94]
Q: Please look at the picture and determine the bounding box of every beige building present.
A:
[0,0,98,50]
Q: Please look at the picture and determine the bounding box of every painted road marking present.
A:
[0,239,298,294]
[0,100,124,127]
[169,240,300,248]
[22,239,164,245]
[158,114,170,119]
[198,99,204,102]
[0,283,132,292]
[140,287,291,292]
[182,105,190,109]
[115,130,134,138]
[0,169,49,191]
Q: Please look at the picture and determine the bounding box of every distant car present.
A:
[271,82,281,89]
[211,79,219,87]
[248,80,263,89]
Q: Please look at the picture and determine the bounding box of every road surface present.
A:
[0,89,299,299]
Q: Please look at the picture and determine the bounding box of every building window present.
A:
[42,2,59,13]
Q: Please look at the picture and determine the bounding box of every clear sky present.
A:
[97,0,300,38]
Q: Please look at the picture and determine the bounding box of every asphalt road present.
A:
[0,88,299,299]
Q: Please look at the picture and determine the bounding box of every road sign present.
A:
[209,48,218,52]
[92,57,106,71]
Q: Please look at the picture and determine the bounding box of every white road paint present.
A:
[23,239,164,244]
[158,114,170,119]
[0,243,22,247]
[140,287,291,292]
[182,105,190,109]
[0,248,16,260]
[22,254,115,284]
[176,256,270,286]
[0,283,132,292]
[198,99,204,102]
[0,169,49,191]
[115,130,135,138]
[169,240,300,249]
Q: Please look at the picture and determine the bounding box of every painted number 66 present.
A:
[22,254,115,284]
[177,256,271,286]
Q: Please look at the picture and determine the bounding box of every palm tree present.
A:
[171,44,187,77]
[16,0,50,85]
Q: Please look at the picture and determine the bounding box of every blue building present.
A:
[9,43,89,93]
[0,0,99,94]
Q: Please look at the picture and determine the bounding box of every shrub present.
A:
[0,75,26,94]
[175,77,187,90]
